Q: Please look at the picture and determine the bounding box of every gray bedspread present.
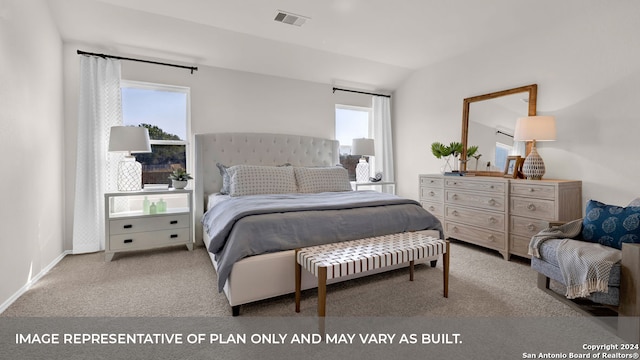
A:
[202,190,443,291]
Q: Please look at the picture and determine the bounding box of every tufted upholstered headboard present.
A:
[193,132,340,243]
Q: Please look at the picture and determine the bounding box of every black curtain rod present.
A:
[496,130,513,138]
[332,87,391,98]
[77,50,198,74]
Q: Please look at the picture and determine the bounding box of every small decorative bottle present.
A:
[157,198,166,213]
[149,202,157,215]
[143,196,150,214]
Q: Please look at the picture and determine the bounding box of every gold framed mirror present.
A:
[461,84,537,175]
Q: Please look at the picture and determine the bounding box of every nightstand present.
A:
[351,181,396,194]
[104,189,193,261]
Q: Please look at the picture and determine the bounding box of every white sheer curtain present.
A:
[371,96,394,182]
[72,57,122,254]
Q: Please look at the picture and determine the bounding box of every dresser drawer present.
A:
[421,201,444,218]
[445,179,505,194]
[510,183,555,200]
[420,176,443,188]
[445,221,506,251]
[421,187,444,202]
[109,227,191,251]
[445,190,505,212]
[109,214,190,235]
[510,197,555,220]
[510,234,533,259]
[510,216,549,238]
[445,205,505,231]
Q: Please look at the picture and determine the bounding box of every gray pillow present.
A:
[294,166,353,193]
[227,164,297,196]
[216,162,230,195]
[628,198,640,207]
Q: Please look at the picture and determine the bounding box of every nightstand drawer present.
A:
[445,205,505,231]
[109,214,190,235]
[510,216,549,237]
[109,228,191,251]
[510,197,555,220]
[510,183,555,200]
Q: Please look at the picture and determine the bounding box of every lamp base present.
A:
[522,146,546,180]
[117,156,143,191]
[355,158,370,183]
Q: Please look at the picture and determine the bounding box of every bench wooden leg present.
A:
[295,249,301,313]
[318,266,327,317]
[443,241,450,298]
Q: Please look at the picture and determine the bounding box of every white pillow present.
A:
[628,198,640,207]
[227,164,297,196]
[294,166,353,193]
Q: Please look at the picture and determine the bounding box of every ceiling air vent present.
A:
[274,10,309,27]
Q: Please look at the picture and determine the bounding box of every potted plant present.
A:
[168,168,193,189]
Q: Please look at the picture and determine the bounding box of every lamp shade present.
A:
[513,116,557,142]
[108,126,151,153]
[351,138,375,156]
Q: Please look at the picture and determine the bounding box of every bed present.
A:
[194,133,443,315]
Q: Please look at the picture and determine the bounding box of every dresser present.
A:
[508,180,582,258]
[419,174,582,260]
[104,189,194,261]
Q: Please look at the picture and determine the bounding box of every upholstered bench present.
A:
[294,232,449,317]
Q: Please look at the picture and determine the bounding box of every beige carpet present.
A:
[1,241,581,318]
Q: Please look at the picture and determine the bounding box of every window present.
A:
[495,142,512,172]
[121,81,190,186]
[335,105,372,180]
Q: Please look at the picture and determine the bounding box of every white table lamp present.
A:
[513,116,556,180]
[108,126,151,191]
[352,138,375,183]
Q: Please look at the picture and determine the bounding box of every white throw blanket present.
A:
[529,219,622,299]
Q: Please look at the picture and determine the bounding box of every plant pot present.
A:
[172,180,188,189]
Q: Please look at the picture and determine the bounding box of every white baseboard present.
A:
[0,250,71,314]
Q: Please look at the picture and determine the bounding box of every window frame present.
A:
[120,80,192,179]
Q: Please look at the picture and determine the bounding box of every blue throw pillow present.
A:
[582,200,640,249]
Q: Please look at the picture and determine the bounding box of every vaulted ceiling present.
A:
[47,0,582,91]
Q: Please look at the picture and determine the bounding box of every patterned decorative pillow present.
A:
[227,164,297,196]
[216,163,231,195]
[582,200,640,250]
[629,198,640,207]
[294,166,353,193]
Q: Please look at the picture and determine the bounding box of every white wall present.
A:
[0,0,65,309]
[394,1,640,208]
[62,44,366,249]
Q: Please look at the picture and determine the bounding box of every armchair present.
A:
[530,198,640,342]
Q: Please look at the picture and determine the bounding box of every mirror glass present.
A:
[467,93,529,172]
[461,84,537,174]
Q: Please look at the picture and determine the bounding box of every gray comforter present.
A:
[202,191,443,291]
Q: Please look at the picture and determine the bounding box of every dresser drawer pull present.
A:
[123,224,133,229]
[428,206,435,211]
[489,185,494,189]
[428,191,435,196]
[451,210,459,216]
[170,234,178,238]
[527,224,536,231]
[170,220,178,224]
[488,198,496,206]
[124,239,133,244]
[528,188,535,192]
[452,226,459,233]
[429,180,435,183]
[489,217,497,224]
[527,203,536,211]
[452,194,458,200]
[488,235,496,242]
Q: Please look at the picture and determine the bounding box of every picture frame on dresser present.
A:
[503,156,523,179]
